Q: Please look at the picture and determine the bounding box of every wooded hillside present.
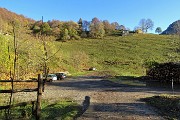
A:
[0,8,35,34]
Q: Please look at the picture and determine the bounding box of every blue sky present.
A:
[0,0,180,32]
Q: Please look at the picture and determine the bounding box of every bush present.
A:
[147,62,180,83]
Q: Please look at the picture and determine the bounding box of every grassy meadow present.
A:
[0,33,180,79]
[58,34,180,76]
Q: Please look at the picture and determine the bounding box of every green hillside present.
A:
[59,34,180,76]
[0,33,179,79]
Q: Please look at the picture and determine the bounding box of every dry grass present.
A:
[0,82,37,90]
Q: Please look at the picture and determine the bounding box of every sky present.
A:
[0,0,180,33]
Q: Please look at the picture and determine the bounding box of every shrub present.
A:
[147,62,180,83]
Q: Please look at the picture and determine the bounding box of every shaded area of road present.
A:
[47,76,179,95]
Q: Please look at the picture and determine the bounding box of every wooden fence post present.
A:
[36,74,42,120]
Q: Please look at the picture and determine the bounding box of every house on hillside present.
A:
[121,30,129,36]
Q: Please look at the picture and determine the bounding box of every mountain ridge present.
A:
[162,20,180,35]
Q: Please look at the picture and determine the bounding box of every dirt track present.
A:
[42,76,180,120]
[11,76,180,119]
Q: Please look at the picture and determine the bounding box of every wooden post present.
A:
[36,74,42,120]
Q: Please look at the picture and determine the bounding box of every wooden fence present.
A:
[0,74,43,120]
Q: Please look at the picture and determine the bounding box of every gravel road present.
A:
[44,76,167,120]
[11,76,180,120]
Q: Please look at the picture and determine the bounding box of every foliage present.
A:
[39,17,125,39]
[32,25,41,34]
[111,22,120,30]
[41,22,52,35]
[103,20,114,34]
[0,8,34,34]
[47,20,61,36]
[59,21,80,40]
[31,21,52,35]
[91,17,100,24]
[61,29,70,40]
[0,35,11,77]
[155,27,162,34]
[142,95,180,120]
[89,19,105,38]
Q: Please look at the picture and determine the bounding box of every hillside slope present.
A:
[58,34,180,76]
[0,34,179,79]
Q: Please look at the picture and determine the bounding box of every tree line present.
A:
[30,17,160,40]
[0,7,162,39]
[30,17,126,40]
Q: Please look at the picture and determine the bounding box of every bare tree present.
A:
[139,18,154,33]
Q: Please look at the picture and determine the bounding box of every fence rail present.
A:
[0,80,38,82]
[0,101,35,110]
[0,88,38,93]
[0,74,43,120]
